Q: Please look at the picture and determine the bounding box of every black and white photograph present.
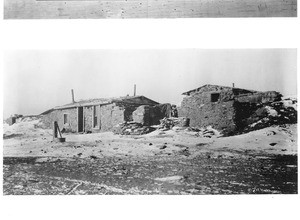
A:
[2,49,297,195]
[4,0,297,19]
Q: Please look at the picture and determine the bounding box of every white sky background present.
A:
[3,49,297,118]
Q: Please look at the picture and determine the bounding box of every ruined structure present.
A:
[178,84,282,135]
[41,95,163,133]
[132,104,172,126]
[5,114,23,125]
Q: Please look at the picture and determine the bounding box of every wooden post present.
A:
[53,121,58,139]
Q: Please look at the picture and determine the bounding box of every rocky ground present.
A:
[3,118,298,195]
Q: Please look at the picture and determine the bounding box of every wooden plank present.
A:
[4,0,297,18]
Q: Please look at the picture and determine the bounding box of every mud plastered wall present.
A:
[41,108,78,132]
[132,105,150,125]
[236,91,282,104]
[132,104,171,126]
[179,90,236,133]
[83,106,93,132]
[99,103,126,132]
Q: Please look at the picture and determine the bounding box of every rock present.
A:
[180,148,190,157]
[158,117,189,130]
[267,131,276,136]
[155,176,184,182]
[159,145,167,150]
[113,122,155,135]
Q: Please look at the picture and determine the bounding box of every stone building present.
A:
[40,95,160,133]
[178,84,282,135]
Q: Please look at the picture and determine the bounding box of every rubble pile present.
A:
[185,126,222,138]
[198,127,221,138]
[158,117,189,130]
[113,122,155,135]
[245,98,297,132]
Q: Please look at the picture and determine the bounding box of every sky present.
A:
[3,49,297,118]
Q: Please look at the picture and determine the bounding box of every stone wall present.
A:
[41,98,161,133]
[84,106,93,132]
[179,86,283,135]
[150,104,172,125]
[5,117,16,125]
[235,91,282,104]
[99,103,126,132]
[132,103,172,126]
[183,86,236,103]
[179,88,239,134]
[233,102,260,131]
[41,108,78,132]
[132,105,151,125]
[123,104,138,122]
[179,94,236,134]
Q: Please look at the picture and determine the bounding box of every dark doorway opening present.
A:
[78,107,84,132]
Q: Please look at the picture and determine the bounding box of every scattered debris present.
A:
[179,148,190,157]
[246,98,297,132]
[113,122,156,135]
[159,145,167,150]
[155,176,184,182]
[158,117,189,130]
[73,145,82,149]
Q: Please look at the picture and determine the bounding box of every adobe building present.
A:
[40,95,162,133]
[178,84,282,135]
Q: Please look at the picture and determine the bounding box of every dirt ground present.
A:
[3,123,298,195]
[4,0,297,19]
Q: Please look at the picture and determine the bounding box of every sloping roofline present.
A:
[182,84,256,96]
[42,95,159,112]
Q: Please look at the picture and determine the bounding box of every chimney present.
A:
[134,84,136,96]
[232,83,235,88]
[71,89,75,103]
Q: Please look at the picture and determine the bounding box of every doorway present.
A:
[77,107,84,132]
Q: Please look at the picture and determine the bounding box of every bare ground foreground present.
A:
[3,118,297,195]
[4,0,297,19]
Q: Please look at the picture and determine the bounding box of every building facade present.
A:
[178,84,282,135]
[41,96,160,133]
